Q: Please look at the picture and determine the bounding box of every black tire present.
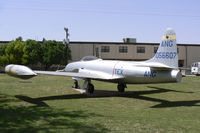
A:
[88,84,94,94]
[117,84,125,92]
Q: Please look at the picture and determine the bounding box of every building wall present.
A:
[186,46,200,67]
[97,44,135,60]
[69,42,200,68]
[94,44,158,60]
[177,46,186,67]
[69,44,94,61]
[134,45,154,60]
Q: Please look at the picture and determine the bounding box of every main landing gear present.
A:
[73,79,95,94]
[73,79,126,94]
[117,83,127,92]
[73,80,80,89]
[87,83,94,94]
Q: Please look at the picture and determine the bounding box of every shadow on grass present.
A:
[15,86,200,108]
[0,94,109,133]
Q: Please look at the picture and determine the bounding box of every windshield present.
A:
[81,56,99,61]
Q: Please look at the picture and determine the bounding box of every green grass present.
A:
[1,74,200,133]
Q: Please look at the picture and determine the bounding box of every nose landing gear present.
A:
[117,83,127,92]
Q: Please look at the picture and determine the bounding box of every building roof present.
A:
[0,41,200,47]
[69,41,200,47]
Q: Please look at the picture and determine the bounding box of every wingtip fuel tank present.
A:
[5,64,37,79]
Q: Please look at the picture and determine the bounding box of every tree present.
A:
[16,36,23,42]
[22,39,41,65]
[0,37,71,69]
[0,45,8,66]
[0,45,7,56]
[0,56,9,66]
[41,40,71,70]
[5,38,25,64]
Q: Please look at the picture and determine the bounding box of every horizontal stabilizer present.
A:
[132,62,173,70]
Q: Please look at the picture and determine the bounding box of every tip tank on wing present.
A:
[5,64,37,79]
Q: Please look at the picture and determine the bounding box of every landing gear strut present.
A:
[73,79,95,94]
[117,83,126,92]
[73,80,79,89]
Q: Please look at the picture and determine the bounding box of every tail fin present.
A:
[147,28,178,68]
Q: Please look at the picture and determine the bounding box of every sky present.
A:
[0,0,200,44]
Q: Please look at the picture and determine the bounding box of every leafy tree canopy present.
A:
[22,39,41,65]
[41,40,71,70]
[0,37,71,69]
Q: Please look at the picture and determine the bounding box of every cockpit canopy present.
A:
[81,56,100,61]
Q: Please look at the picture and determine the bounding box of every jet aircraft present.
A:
[5,28,182,94]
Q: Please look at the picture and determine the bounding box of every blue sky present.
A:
[0,0,200,44]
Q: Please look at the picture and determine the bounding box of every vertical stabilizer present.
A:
[147,28,178,68]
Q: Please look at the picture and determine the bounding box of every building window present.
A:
[154,47,158,53]
[96,47,99,57]
[177,48,179,53]
[119,46,128,53]
[178,60,184,67]
[137,47,145,53]
[101,46,110,53]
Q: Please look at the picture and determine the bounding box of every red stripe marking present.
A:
[112,61,120,77]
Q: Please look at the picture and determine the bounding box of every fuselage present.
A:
[65,59,182,84]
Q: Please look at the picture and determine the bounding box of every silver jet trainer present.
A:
[5,28,182,94]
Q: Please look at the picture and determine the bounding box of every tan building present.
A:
[1,41,200,69]
[69,41,200,68]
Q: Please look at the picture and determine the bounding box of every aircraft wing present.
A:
[34,69,123,80]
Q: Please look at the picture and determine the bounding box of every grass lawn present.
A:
[0,74,200,133]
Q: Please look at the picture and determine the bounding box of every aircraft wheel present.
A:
[117,84,125,92]
[87,83,94,94]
